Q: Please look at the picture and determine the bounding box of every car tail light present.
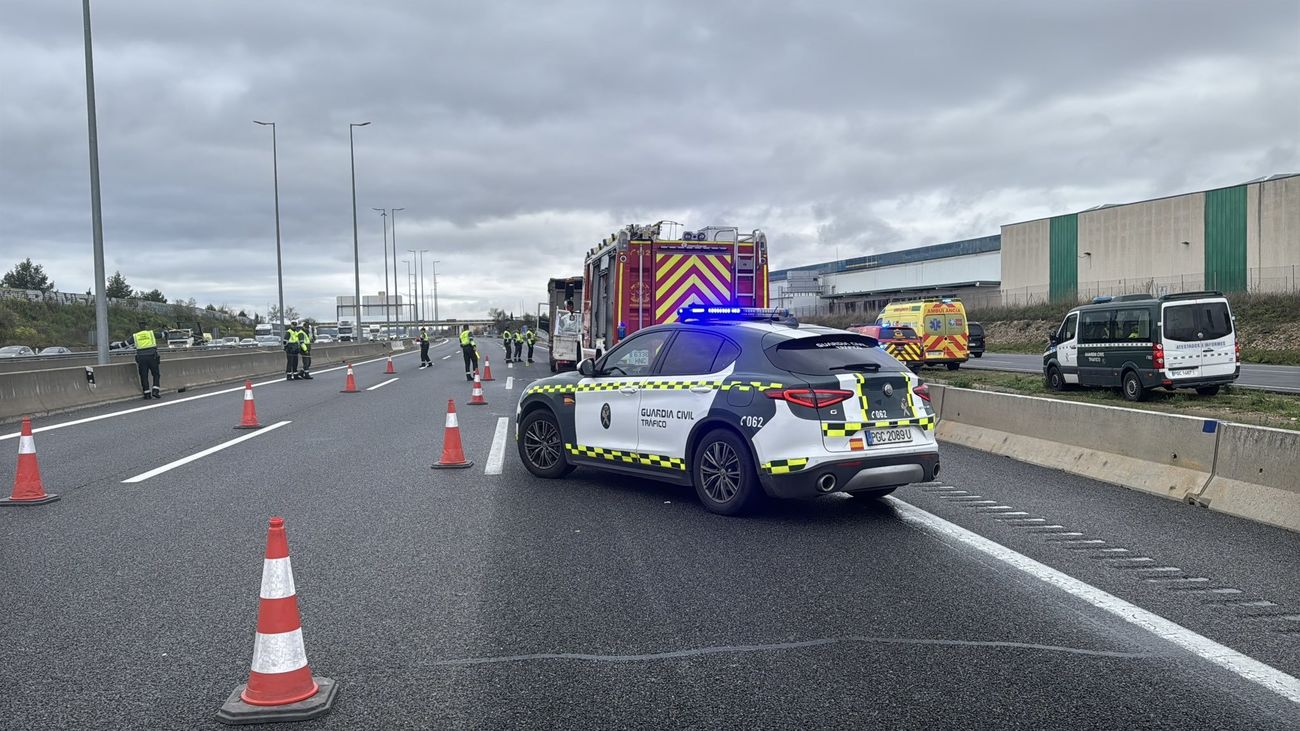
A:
[913,383,931,402]
[1153,343,1165,370]
[765,388,853,408]
[1235,341,1241,363]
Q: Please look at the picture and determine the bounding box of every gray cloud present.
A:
[2,0,1297,319]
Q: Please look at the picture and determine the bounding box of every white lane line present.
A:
[889,497,1300,705]
[484,417,509,475]
[367,378,399,391]
[505,376,515,390]
[442,354,452,360]
[2,350,406,441]
[122,420,291,483]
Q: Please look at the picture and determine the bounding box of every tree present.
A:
[2,258,54,292]
[267,304,300,321]
[137,289,167,303]
[205,304,217,311]
[105,271,133,299]
[238,310,249,319]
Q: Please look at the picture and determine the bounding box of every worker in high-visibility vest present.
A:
[131,320,161,399]
[298,324,313,379]
[501,327,514,363]
[418,328,431,369]
[285,321,302,381]
[523,326,537,365]
[460,325,479,381]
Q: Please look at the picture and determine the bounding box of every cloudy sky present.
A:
[2,1,1297,321]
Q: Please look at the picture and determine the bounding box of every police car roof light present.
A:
[677,305,792,323]
[1092,295,1114,303]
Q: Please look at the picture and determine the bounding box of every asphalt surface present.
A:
[1,338,1296,730]
[963,351,1300,393]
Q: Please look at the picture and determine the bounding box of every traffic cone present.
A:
[385,355,396,375]
[340,364,360,393]
[217,517,338,725]
[481,357,495,381]
[467,374,488,406]
[234,381,262,430]
[431,399,473,469]
[1,416,59,506]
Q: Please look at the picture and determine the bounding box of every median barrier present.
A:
[1192,423,1300,533]
[932,386,1218,502]
[0,343,388,422]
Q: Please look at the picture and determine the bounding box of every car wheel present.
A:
[517,409,574,479]
[1046,366,1066,392]
[1195,385,1220,397]
[692,429,761,516]
[946,362,960,371]
[848,487,897,499]
[971,352,982,358]
[1122,370,1147,402]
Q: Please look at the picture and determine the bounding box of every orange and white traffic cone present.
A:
[467,374,488,406]
[481,357,495,381]
[384,355,396,375]
[217,517,338,725]
[431,399,473,469]
[339,364,360,393]
[1,416,59,506]
[234,381,262,430]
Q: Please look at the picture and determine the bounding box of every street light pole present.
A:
[391,207,405,326]
[348,121,370,330]
[254,121,285,335]
[82,0,108,365]
[431,261,440,331]
[402,261,412,324]
[418,249,429,326]
[372,208,389,335]
[407,249,417,324]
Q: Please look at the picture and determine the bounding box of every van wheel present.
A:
[692,429,761,516]
[1046,366,1066,392]
[1195,386,1220,397]
[971,352,982,358]
[946,362,960,371]
[1122,371,1147,402]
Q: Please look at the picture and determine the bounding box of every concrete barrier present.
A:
[1192,423,1300,533]
[932,386,1219,501]
[0,343,388,423]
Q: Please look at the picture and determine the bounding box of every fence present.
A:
[0,288,253,325]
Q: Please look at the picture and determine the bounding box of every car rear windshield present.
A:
[968,323,983,336]
[883,327,918,339]
[765,334,898,375]
[1163,301,1233,342]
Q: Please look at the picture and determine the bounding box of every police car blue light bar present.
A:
[677,305,792,322]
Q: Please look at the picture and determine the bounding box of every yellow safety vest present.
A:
[524,330,536,345]
[301,331,311,350]
[287,329,302,344]
[132,330,157,349]
[460,330,474,347]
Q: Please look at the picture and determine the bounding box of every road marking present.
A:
[505,376,514,390]
[484,417,509,475]
[121,420,291,483]
[442,354,452,360]
[1,349,421,441]
[367,378,399,391]
[889,497,1300,705]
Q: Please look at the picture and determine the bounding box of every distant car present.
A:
[0,345,35,358]
[847,324,925,371]
[255,335,283,347]
[38,346,73,356]
[222,337,240,346]
[238,338,258,347]
[315,335,334,344]
[967,321,986,358]
[108,340,135,351]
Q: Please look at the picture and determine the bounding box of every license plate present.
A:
[927,350,944,357]
[867,428,913,446]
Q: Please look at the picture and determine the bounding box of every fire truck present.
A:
[582,222,769,355]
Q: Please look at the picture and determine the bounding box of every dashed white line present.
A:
[442,354,452,360]
[122,420,291,483]
[506,376,515,390]
[484,417,509,475]
[889,497,1300,705]
[366,377,399,391]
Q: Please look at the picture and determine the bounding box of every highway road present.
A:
[1,340,1297,729]
[965,351,1300,393]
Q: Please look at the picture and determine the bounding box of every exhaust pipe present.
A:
[932,463,941,480]
[816,473,837,493]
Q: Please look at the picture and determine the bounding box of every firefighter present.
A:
[131,320,161,399]
[284,321,302,381]
[501,326,514,363]
[419,327,431,368]
[298,323,313,379]
[522,326,536,364]
[460,325,479,380]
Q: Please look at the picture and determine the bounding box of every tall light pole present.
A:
[407,249,418,323]
[371,208,390,334]
[430,261,441,331]
[348,121,370,328]
[82,0,108,364]
[254,121,285,335]
[417,249,429,325]
[391,207,405,326]
[402,260,413,324]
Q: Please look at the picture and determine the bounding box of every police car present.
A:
[514,307,940,515]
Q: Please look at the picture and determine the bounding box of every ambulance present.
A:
[876,297,970,370]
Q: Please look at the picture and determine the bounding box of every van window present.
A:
[1164,302,1234,342]
[1079,310,1114,343]
[1057,313,1078,342]
[1116,308,1152,341]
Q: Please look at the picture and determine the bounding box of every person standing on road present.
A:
[524,326,537,365]
[460,325,479,380]
[514,326,525,363]
[419,327,431,369]
[285,321,302,381]
[501,326,514,363]
[131,320,161,399]
[298,324,314,379]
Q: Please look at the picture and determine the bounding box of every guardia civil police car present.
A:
[515,307,940,515]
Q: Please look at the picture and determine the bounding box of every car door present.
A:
[1055,313,1079,382]
[1076,310,1113,386]
[1160,301,1204,380]
[573,329,672,456]
[636,330,741,460]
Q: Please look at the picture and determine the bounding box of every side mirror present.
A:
[1048,332,1059,345]
[578,358,597,377]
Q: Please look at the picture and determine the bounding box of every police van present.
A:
[514,307,940,515]
[1043,291,1239,402]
